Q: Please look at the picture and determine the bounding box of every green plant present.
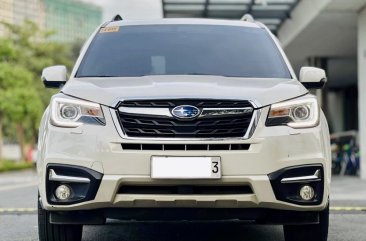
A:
[0,160,34,173]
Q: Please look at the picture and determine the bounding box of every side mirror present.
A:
[41,65,67,88]
[299,67,327,89]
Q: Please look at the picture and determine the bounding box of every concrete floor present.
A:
[0,170,365,241]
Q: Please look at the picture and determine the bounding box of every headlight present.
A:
[266,96,319,128]
[50,97,105,127]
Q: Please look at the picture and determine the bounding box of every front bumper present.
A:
[43,164,327,211]
[37,106,331,212]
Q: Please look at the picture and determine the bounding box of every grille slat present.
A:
[119,99,253,108]
[117,99,253,138]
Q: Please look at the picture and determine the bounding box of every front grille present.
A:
[117,99,254,138]
[118,185,253,195]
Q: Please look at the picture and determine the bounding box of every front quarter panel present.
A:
[37,106,50,202]
[320,110,332,186]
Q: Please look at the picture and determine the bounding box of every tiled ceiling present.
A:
[162,0,301,34]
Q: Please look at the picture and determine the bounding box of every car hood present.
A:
[61,75,308,108]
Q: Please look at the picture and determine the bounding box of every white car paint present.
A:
[37,19,331,241]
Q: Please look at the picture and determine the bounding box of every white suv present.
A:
[38,16,331,241]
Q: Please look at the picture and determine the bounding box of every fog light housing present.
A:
[55,185,72,200]
[299,185,315,201]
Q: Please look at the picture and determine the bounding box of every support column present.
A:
[358,7,366,179]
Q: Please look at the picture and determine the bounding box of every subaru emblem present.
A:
[172,105,200,119]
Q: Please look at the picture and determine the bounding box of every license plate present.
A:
[151,156,221,179]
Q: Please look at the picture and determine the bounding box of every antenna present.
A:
[112,14,123,21]
[240,14,254,23]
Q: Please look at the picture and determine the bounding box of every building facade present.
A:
[0,0,102,42]
[0,0,45,35]
[43,0,102,42]
[0,0,14,35]
[13,0,45,27]
[162,0,366,179]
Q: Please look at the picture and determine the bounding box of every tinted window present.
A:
[76,25,291,79]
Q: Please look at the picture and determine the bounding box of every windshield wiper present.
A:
[184,73,243,77]
[184,73,215,75]
[77,75,118,78]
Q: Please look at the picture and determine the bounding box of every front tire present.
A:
[283,204,329,241]
[38,199,83,241]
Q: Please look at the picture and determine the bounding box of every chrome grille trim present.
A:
[118,107,254,118]
[118,107,172,117]
[48,169,90,183]
[110,99,261,140]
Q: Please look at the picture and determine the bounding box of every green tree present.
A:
[0,63,38,160]
[0,39,17,62]
[0,20,74,160]
[1,20,73,105]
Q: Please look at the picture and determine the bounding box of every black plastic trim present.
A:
[49,208,320,225]
[42,80,65,89]
[121,143,250,151]
[118,185,253,195]
[268,164,324,206]
[302,78,327,89]
[46,164,103,205]
[265,116,292,127]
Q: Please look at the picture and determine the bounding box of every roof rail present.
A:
[112,14,123,21]
[240,14,254,23]
[255,21,267,29]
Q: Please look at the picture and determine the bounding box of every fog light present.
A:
[55,185,71,200]
[299,185,315,201]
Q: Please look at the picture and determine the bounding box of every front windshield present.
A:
[76,24,291,79]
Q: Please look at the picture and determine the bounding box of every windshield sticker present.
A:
[99,26,120,33]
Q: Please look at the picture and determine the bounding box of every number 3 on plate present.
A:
[212,161,219,174]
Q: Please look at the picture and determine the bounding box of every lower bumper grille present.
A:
[121,143,250,151]
[118,185,253,195]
